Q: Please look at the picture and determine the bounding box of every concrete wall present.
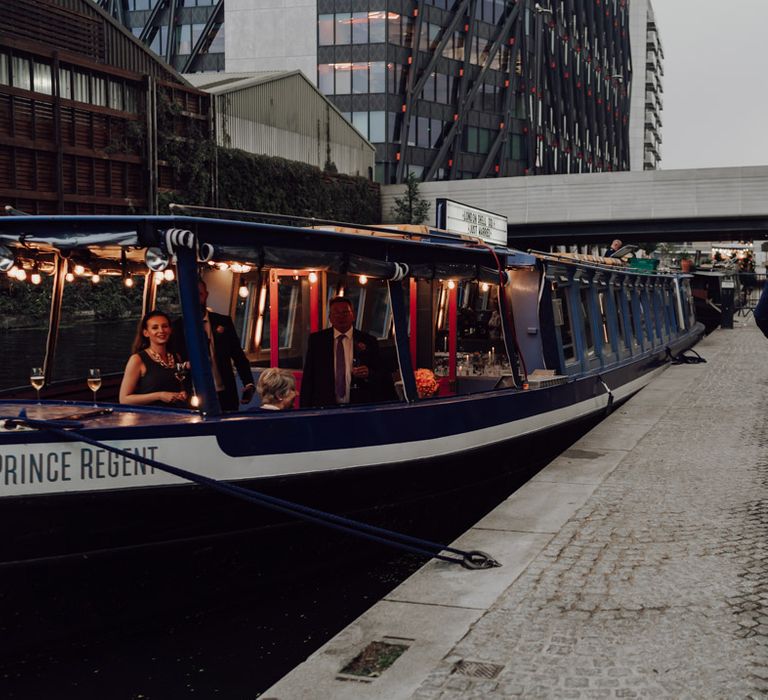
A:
[380,167,768,225]
[225,0,317,81]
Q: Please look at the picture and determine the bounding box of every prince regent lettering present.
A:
[0,445,158,486]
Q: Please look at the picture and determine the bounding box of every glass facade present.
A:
[317,0,631,184]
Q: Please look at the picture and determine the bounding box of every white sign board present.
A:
[436,199,508,246]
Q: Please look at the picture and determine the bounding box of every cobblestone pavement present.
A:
[412,323,768,699]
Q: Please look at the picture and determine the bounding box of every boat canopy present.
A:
[0,216,536,280]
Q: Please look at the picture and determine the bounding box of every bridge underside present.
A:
[508,215,768,249]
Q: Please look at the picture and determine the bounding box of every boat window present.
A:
[652,286,666,338]
[551,282,577,364]
[596,289,612,357]
[611,282,628,351]
[434,280,508,382]
[578,282,596,358]
[682,279,696,328]
[664,283,678,333]
[624,285,641,349]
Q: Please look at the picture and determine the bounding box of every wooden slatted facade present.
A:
[0,0,212,214]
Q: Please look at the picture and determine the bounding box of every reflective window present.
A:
[369,62,386,92]
[369,11,386,42]
[335,13,351,45]
[318,64,333,94]
[335,63,352,94]
[352,12,368,44]
[318,14,334,45]
[369,111,386,142]
[352,62,368,94]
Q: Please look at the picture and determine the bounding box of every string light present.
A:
[308,272,318,284]
[481,282,490,292]
[30,271,42,285]
[359,275,368,285]
[124,276,134,288]
[74,264,85,275]
[238,285,249,298]
[65,272,75,282]
[91,274,101,284]
[163,269,175,281]
[15,268,27,281]
[447,280,456,290]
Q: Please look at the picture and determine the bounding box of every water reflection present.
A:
[0,319,138,390]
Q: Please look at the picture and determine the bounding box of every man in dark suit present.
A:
[173,280,256,411]
[300,296,394,408]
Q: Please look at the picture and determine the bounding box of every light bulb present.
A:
[481,282,490,292]
[65,272,75,282]
[359,275,368,285]
[447,280,456,290]
[124,277,134,288]
[16,268,27,281]
[163,269,175,281]
[74,264,85,275]
[91,274,101,283]
[31,272,42,285]
[238,285,249,298]
[308,272,318,284]
[190,394,200,408]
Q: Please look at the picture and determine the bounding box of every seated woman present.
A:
[255,368,296,411]
[119,310,187,407]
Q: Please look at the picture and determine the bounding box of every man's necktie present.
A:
[335,334,346,401]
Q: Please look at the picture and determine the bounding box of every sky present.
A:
[650,0,768,170]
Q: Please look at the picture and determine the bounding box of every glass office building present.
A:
[101,0,634,184]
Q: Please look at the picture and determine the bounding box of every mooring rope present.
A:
[2,412,501,570]
[666,347,707,365]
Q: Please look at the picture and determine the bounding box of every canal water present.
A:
[0,319,138,391]
[0,421,598,700]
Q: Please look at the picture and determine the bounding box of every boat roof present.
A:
[0,214,536,271]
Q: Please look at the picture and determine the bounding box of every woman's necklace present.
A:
[147,347,175,369]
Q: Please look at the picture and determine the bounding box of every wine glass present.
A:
[87,368,101,407]
[30,367,44,404]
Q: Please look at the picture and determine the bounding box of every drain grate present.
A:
[337,640,409,680]
[452,659,505,679]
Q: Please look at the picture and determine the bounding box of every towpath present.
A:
[264,320,768,699]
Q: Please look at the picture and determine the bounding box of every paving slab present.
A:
[264,321,767,699]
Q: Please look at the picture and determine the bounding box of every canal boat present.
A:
[0,211,704,569]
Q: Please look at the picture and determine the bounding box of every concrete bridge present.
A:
[381,166,768,247]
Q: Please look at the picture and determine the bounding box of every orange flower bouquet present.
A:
[414,368,440,399]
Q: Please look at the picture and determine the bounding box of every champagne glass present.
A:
[87,368,101,407]
[30,367,44,404]
[174,362,189,394]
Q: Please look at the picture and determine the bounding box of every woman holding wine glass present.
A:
[119,310,187,407]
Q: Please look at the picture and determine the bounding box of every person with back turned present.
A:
[300,296,395,408]
[754,281,768,338]
[173,279,256,411]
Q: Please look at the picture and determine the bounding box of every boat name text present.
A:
[0,445,159,486]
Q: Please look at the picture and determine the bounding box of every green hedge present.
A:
[216,148,380,224]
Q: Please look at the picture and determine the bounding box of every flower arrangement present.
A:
[414,368,440,398]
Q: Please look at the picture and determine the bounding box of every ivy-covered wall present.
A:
[159,146,381,224]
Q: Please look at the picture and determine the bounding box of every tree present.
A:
[392,173,430,224]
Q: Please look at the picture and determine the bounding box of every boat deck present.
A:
[0,402,204,431]
[265,318,768,698]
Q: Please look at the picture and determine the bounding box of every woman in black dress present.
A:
[119,310,187,407]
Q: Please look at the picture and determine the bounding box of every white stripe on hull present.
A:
[0,365,665,498]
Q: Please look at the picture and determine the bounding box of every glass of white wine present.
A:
[87,368,102,407]
[30,367,44,404]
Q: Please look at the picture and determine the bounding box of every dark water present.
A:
[0,319,138,391]
[0,420,599,700]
